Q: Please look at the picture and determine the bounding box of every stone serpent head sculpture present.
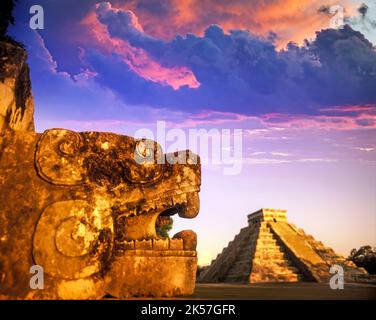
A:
[0,41,201,299]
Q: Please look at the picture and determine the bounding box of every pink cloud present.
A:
[319,105,376,113]
[260,105,376,130]
[166,110,258,128]
[81,4,200,90]
[164,105,376,130]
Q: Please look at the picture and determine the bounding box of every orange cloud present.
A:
[113,0,356,48]
[81,6,200,90]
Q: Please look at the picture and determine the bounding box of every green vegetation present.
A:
[348,245,376,274]
[156,216,173,238]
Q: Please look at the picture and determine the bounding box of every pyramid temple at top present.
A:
[198,208,367,283]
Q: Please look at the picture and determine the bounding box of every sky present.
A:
[9,0,376,266]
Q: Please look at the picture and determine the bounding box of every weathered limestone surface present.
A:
[0,129,201,300]
[106,252,197,298]
[0,41,201,299]
[198,209,367,284]
[0,41,34,132]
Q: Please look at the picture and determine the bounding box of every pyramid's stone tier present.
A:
[248,208,287,225]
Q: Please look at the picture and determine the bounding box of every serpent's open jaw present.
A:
[115,191,199,254]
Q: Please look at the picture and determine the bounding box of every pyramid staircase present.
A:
[198,209,367,283]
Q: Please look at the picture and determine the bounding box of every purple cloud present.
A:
[86,3,376,116]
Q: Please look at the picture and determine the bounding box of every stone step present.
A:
[276,274,302,282]
[258,232,275,238]
[253,261,300,273]
[256,238,279,245]
[228,263,251,272]
[225,270,250,279]
[254,266,303,277]
[250,273,302,283]
[254,251,286,259]
[255,246,283,253]
[236,255,252,263]
[238,247,253,254]
[276,266,300,274]
[228,259,251,267]
[257,260,295,268]
[258,231,273,236]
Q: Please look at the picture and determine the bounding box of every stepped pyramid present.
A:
[198,209,367,283]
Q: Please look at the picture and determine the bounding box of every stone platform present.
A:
[189,283,376,300]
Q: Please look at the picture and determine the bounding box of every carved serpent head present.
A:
[29,128,201,298]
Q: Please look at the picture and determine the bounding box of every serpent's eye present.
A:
[135,140,151,158]
[126,139,164,184]
[135,139,155,165]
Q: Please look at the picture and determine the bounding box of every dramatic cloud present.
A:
[74,2,376,120]
[112,0,351,47]
[10,0,376,127]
